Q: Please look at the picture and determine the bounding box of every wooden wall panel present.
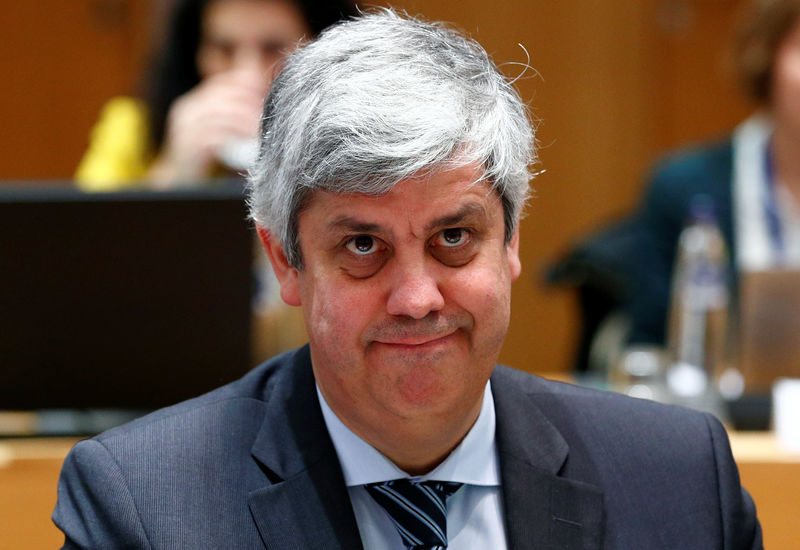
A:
[652,0,754,150]
[1,1,154,179]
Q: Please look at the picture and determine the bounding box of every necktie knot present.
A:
[365,478,463,549]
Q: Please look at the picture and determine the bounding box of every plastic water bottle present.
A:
[665,195,739,415]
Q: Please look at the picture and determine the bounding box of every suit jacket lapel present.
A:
[243,350,606,549]
[247,346,363,550]
[492,367,605,550]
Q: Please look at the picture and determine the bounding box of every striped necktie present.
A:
[365,478,463,549]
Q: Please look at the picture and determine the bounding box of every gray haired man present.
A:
[54,10,761,549]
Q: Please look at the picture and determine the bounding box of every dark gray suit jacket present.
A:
[53,345,762,549]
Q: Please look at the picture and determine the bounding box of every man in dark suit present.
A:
[54,9,762,549]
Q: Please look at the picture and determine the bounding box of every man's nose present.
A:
[385,261,445,319]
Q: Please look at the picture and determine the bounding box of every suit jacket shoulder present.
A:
[642,138,735,245]
[53,350,282,549]
[491,365,762,549]
[647,139,733,191]
[53,347,360,549]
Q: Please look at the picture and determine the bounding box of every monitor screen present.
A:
[0,183,254,411]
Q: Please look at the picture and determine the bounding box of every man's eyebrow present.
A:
[424,203,488,232]
[326,216,384,234]
[325,203,488,234]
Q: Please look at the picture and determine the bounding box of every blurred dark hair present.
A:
[144,0,358,148]
[732,0,800,104]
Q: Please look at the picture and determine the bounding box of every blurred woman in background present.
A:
[629,0,800,346]
[76,0,357,190]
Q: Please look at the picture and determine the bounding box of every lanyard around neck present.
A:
[763,138,785,262]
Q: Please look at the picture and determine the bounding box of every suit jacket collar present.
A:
[248,345,364,549]
[245,348,604,550]
[492,366,605,550]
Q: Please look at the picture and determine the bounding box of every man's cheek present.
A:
[309,291,358,344]
[451,267,507,307]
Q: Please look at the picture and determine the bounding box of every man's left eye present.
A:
[435,228,469,247]
[345,235,379,255]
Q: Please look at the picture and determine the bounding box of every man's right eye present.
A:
[345,235,378,255]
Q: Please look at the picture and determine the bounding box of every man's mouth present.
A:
[373,329,458,347]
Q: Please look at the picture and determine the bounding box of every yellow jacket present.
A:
[74,97,153,191]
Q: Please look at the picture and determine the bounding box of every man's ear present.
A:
[256,225,301,306]
[506,225,521,282]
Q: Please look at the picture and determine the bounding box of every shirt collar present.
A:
[317,381,500,488]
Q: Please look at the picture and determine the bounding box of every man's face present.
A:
[269,163,521,443]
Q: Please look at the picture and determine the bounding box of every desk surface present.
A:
[729,431,800,462]
[0,437,81,549]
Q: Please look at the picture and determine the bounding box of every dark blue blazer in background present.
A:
[628,139,737,345]
[53,345,761,549]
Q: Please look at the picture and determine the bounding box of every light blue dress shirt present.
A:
[317,381,508,550]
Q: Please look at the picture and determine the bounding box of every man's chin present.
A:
[378,361,482,414]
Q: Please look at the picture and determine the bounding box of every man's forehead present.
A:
[302,177,500,230]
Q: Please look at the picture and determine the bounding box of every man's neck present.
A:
[376,409,482,475]
[323,389,485,476]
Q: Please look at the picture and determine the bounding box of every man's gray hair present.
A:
[247,8,536,268]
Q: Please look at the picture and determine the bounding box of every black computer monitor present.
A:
[0,183,254,411]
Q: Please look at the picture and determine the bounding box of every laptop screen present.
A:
[738,268,800,394]
[0,183,254,410]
